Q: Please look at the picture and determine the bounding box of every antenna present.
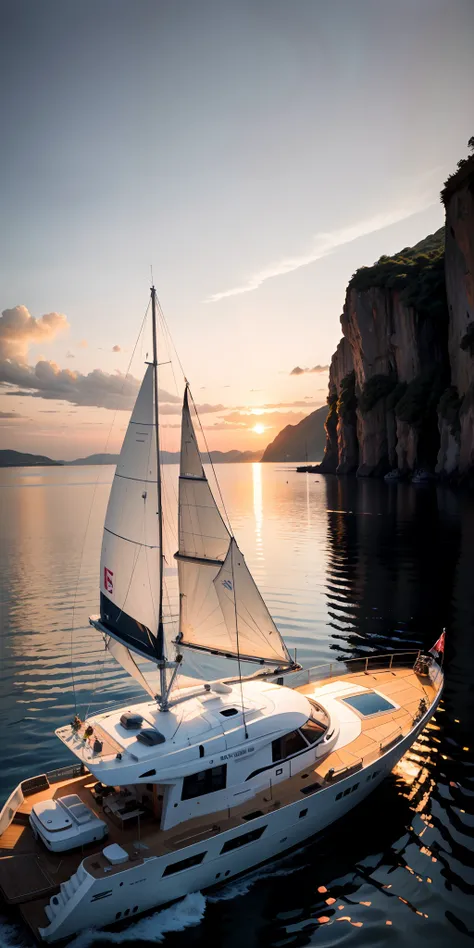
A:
[150,285,167,704]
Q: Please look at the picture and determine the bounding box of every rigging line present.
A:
[231,539,248,740]
[187,385,233,536]
[71,297,151,716]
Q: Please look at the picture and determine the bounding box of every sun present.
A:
[252,423,265,435]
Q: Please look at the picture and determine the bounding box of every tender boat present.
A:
[411,468,436,485]
[384,468,403,482]
[0,288,444,943]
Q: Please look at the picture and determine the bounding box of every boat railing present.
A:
[0,783,25,837]
[0,763,88,838]
[45,763,87,784]
[322,696,439,786]
[275,649,442,690]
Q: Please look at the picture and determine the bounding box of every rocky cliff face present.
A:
[442,156,474,479]
[319,146,474,483]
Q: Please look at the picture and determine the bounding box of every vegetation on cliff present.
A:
[441,136,474,204]
[438,386,461,435]
[348,228,447,321]
[460,323,474,357]
[336,371,357,418]
[395,368,445,429]
[358,374,396,414]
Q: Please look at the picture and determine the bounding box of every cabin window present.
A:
[220,825,266,854]
[272,730,307,763]
[181,764,227,801]
[300,718,326,745]
[220,708,239,717]
[162,851,206,876]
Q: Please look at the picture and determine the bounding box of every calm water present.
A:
[1,464,474,947]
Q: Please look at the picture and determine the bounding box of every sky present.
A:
[1,0,473,459]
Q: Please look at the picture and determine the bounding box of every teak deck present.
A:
[0,665,438,936]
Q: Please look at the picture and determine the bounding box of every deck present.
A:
[0,662,441,937]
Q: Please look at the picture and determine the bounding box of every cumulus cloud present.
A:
[112,345,121,353]
[0,306,68,362]
[205,195,437,302]
[290,364,329,376]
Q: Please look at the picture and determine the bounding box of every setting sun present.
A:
[252,423,265,435]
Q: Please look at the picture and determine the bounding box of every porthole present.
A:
[124,909,130,917]
[132,906,138,913]
[224,870,230,876]
[115,912,121,920]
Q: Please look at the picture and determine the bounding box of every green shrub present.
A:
[386,381,407,411]
[460,323,474,356]
[395,368,445,428]
[358,374,396,413]
[438,386,461,434]
[337,371,357,420]
[348,229,447,322]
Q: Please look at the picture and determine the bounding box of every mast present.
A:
[151,286,167,703]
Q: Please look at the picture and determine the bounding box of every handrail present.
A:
[273,649,447,691]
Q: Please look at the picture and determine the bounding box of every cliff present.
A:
[262,405,327,462]
[318,141,474,484]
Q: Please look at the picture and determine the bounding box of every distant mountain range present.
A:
[0,450,63,468]
[261,406,327,462]
[0,449,263,468]
[1,411,328,469]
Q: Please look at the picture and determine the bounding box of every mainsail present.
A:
[99,363,162,661]
[176,388,292,668]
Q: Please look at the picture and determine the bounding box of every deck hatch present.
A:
[342,692,396,716]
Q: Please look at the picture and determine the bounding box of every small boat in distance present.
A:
[411,468,436,485]
[0,288,444,943]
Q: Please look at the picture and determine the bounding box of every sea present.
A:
[0,462,473,947]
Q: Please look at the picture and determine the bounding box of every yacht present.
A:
[0,289,444,943]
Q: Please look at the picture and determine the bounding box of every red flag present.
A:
[429,630,445,655]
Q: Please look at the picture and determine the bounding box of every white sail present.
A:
[176,389,292,667]
[99,364,162,661]
[213,538,291,665]
[105,637,157,699]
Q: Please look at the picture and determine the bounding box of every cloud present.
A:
[261,400,322,409]
[0,306,68,361]
[78,339,88,349]
[0,362,186,410]
[219,409,307,428]
[205,198,437,302]
[112,345,121,353]
[290,364,329,376]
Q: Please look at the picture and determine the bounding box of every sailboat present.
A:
[0,288,444,943]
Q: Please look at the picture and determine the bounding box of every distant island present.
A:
[261,406,327,462]
[0,450,64,468]
[0,448,263,468]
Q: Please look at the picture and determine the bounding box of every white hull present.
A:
[38,696,440,942]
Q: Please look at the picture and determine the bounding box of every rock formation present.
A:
[317,141,474,484]
[262,405,327,462]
